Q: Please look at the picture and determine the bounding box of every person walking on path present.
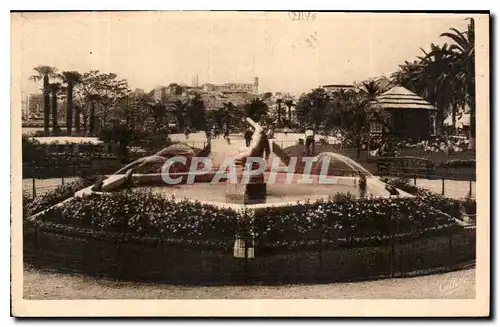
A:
[224,129,231,144]
[244,128,253,147]
[305,127,315,156]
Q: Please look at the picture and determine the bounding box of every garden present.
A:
[23,177,476,284]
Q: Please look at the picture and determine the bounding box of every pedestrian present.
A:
[224,129,230,144]
[184,127,190,140]
[304,127,315,156]
[244,128,253,147]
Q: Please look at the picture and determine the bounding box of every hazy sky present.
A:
[13,12,471,96]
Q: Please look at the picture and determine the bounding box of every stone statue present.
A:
[234,117,271,165]
[229,117,270,203]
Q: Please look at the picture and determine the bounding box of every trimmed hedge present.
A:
[36,192,239,249]
[438,159,476,169]
[30,190,465,252]
[381,177,476,221]
[24,188,476,284]
[24,178,97,217]
[253,196,461,252]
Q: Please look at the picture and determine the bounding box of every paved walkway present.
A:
[23,267,475,299]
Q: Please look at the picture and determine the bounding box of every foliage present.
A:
[33,188,467,252]
[381,177,476,221]
[30,66,58,136]
[295,88,331,130]
[438,159,476,168]
[328,192,356,203]
[391,18,475,148]
[244,98,269,123]
[253,196,461,251]
[185,94,207,130]
[24,178,96,217]
[74,70,130,135]
[39,192,239,247]
[59,71,83,135]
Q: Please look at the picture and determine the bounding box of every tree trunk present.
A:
[83,113,88,134]
[43,75,50,136]
[468,104,475,150]
[75,105,81,134]
[355,136,362,160]
[288,105,292,122]
[451,104,457,135]
[89,102,96,136]
[277,102,281,125]
[435,104,444,135]
[66,84,73,136]
[51,90,58,134]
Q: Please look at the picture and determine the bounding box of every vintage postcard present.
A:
[11,11,490,317]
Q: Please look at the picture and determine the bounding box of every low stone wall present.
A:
[23,219,475,285]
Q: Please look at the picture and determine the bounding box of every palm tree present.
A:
[439,18,475,148]
[276,98,283,125]
[393,18,475,147]
[222,102,236,132]
[284,99,294,124]
[60,71,83,135]
[30,66,57,135]
[86,93,101,136]
[244,98,269,123]
[360,80,382,101]
[418,43,455,134]
[47,83,61,134]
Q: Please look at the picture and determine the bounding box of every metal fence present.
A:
[24,221,476,284]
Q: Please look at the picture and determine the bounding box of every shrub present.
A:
[37,191,239,247]
[438,159,476,169]
[329,192,356,203]
[252,196,461,251]
[25,178,96,217]
[32,189,464,252]
[382,177,474,221]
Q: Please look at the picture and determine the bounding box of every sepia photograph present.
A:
[10,10,490,317]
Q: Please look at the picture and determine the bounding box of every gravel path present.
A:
[23,267,475,299]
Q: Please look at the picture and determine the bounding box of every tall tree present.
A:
[47,83,61,134]
[439,18,475,148]
[295,88,330,130]
[186,94,206,130]
[60,71,82,135]
[284,99,294,123]
[276,98,283,125]
[223,102,237,131]
[391,18,475,148]
[243,98,269,122]
[75,70,130,135]
[30,66,57,135]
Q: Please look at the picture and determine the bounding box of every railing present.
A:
[23,218,476,284]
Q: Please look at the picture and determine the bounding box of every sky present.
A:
[13,12,472,97]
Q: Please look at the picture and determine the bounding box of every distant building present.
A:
[202,77,259,95]
[153,86,165,102]
[134,88,145,96]
[28,94,44,115]
[322,84,356,93]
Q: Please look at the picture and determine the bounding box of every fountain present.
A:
[79,117,412,206]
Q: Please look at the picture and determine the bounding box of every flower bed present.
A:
[252,196,462,253]
[35,192,239,248]
[24,189,476,284]
[24,178,97,217]
[381,177,476,221]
